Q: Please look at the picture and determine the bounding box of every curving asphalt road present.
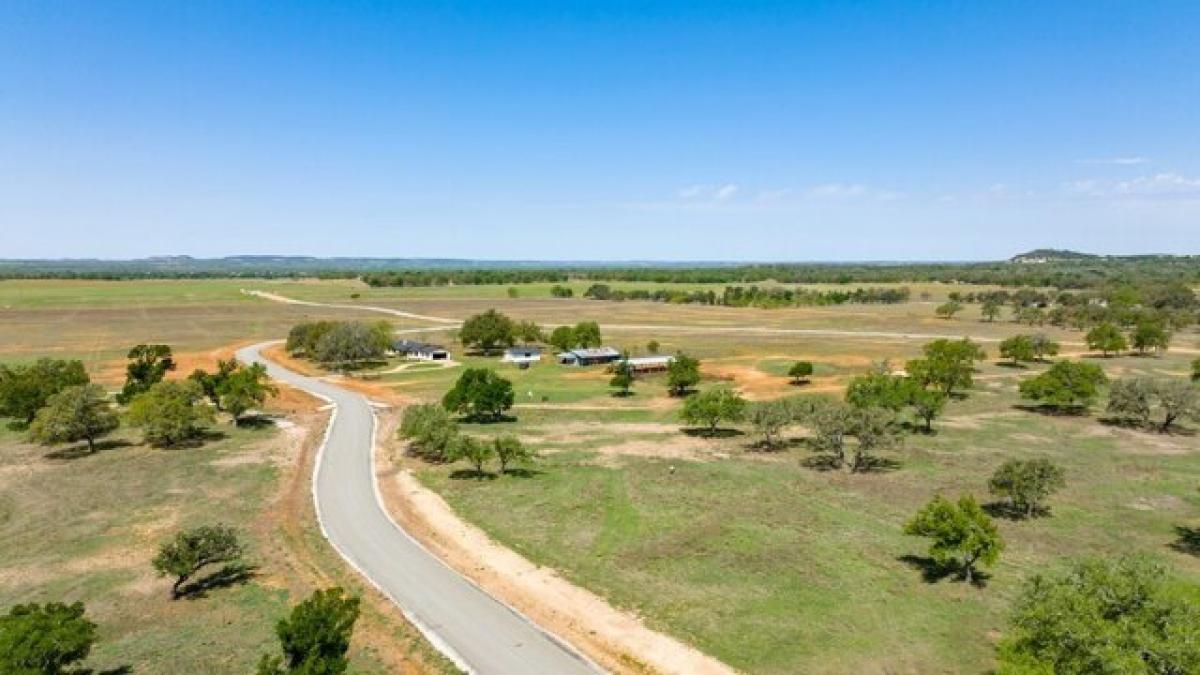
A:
[237,342,599,675]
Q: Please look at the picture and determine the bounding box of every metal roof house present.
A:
[557,346,622,366]
[392,339,449,361]
[622,355,675,373]
[502,345,542,364]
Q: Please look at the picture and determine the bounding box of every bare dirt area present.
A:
[375,416,734,675]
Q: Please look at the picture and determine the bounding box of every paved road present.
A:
[237,342,599,675]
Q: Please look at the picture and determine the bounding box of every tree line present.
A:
[579,283,911,308]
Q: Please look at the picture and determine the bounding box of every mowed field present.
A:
[3,278,1199,673]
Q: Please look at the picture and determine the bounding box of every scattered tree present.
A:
[188,358,239,410]
[909,387,947,433]
[1085,322,1127,357]
[118,344,176,404]
[906,338,986,396]
[849,406,903,472]
[680,387,746,436]
[285,321,337,356]
[550,284,574,298]
[0,358,90,426]
[1106,377,1154,427]
[448,435,495,475]
[800,398,856,468]
[904,494,1003,583]
[1131,320,1170,356]
[548,325,575,352]
[997,555,1200,673]
[981,300,1002,322]
[787,360,814,385]
[748,399,792,449]
[1029,333,1060,361]
[312,321,390,366]
[152,524,244,599]
[609,357,634,397]
[398,403,459,461]
[1018,361,1108,411]
[126,380,215,446]
[1155,378,1199,432]
[999,335,1036,365]
[492,435,534,473]
[514,319,544,344]
[506,287,519,298]
[845,368,911,411]
[442,368,514,421]
[988,458,1065,518]
[666,353,701,396]
[571,321,602,348]
[935,300,963,319]
[218,363,278,425]
[1193,357,1200,381]
[257,588,360,675]
[0,601,97,675]
[458,309,516,354]
[646,340,661,354]
[28,384,119,454]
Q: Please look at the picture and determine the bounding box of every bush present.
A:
[258,588,360,675]
[988,458,1065,518]
[126,380,215,446]
[398,403,459,461]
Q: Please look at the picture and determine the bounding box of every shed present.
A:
[558,346,622,366]
[502,345,542,364]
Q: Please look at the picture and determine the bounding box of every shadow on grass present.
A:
[179,563,257,600]
[897,555,991,587]
[680,427,745,439]
[449,469,498,481]
[459,414,518,425]
[900,421,938,436]
[232,414,277,429]
[154,429,229,449]
[983,501,1048,521]
[500,467,544,478]
[1012,404,1091,417]
[995,361,1029,369]
[610,391,635,399]
[89,667,134,675]
[1170,526,1200,556]
[44,439,133,460]
[800,454,844,472]
[852,456,902,474]
[744,438,800,452]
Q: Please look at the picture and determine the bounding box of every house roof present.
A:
[505,345,542,354]
[394,340,446,353]
[625,355,674,366]
[565,346,621,359]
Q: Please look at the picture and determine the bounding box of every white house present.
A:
[502,345,542,364]
[392,339,449,361]
[557,346,622,366]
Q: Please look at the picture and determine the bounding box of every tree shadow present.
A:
[86,667,134,675]
[995,361,1029,369]
[983,501,1048,521]
[1098,416,1147,430]
[44,439,132,460]
[851,456,902,474]
[461,414,518,425]
[800,454,844,472]
[1170,526,1200,556]
[179,563,257,600]
[156,429,229,449]
[232,414,277,429]
[449,469,498,481]
[609,391,635,398]
[900,421,938,436]
[500,467,544,478]
[680,427,745,439]
[1012,403,1090,417]
[897,555,991,587]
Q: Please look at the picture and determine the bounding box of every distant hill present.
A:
[1010,249,1099,263]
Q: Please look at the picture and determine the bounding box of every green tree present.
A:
[312,322,389,366]
[748,399,792,449]
[1131,320,1171,356]
[646,340,661,354]
[0,601,97,675]
[1029,333,1060,361]
[849,406,903,472]
[981,300,1002,322]
[492,435,534,473]
[680,387,747,436]
[458,309,516,354]
[988,458,1066,518]
[126,380,215,446]
[1154,379,1199,432]
[609,357,635,397]
[787,361,814,385]
[666,353,701,396]
[905,338,986,396]
[118,344,176,404]
[0,358,90,426]
[935,300,963,319]
[571,321,603,348]
[218,363,278,425]
[999,335,1036,365]
[997,555,1200,674]
[398,403,459,462]
[152,524,244,599]
[188,359,239,410]
[442,368,514,421]
[258,588,360,675]
[286,321,337,356]
[1106,377,1154,427]
[1018,361,1108,411]
[514,320,544,344]
[28,384,119,454]
[845,369,911,411]
[802,398,856,468]
[908,386,947,433]
[1085,322,1127,357]
[448,435,495,475]
[548,325,575,352]
[904,494,1003,584]
[1192,357,1200,381]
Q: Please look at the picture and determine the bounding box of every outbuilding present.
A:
[502,345,542,364]
[557,346,622,366]
[622,355,675,373]
[392,339,449,361]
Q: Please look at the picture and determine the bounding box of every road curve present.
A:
[237,342,599,675]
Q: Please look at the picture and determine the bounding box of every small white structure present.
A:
[502,345,542,364]
[393,339,449,361]
[622,355,675,373]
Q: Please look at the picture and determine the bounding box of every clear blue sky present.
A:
[2,1,1197,261]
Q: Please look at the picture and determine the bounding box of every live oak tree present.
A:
[548,325,576,352]
[1106,377,1155,427]
[1131,320,1171,356]
[152,524,244,599]
[218,363,278,425]
[1029,333,1060,361]
[312,321,390,366]
[514,319,544,344]
[188,358,239,410]
[908,386,947,433]
[997,556,1200,674]
[787,361,814,385]
[458,309,516,354]
[1018,361,1108,411]
[849,406,904,472]
[571,321,603,348]
[845,368,911,412]
[1154,379,1199,432]
[398,403,459,462]
[802,399,857,468]
[666,353,701,396]
[935,300,963,319]
[117,344,176,404]
[0,358,90,426]
[492,435,534,473]
[681,387,747,436]
[448,435,495,475]
[285,321,337,356]
[998,335,1036,365]
[988,458,1065,518]
[28,384,119,454]
[258,588,360,675]
[904,494,1002,584]
[906,338,986,397]
[1085,322,1127,357]
[442,368,514,421]
[609,357,635,397]
[126,380,215,447]
[981,300,1002,322]
[0,601,97,675]
[748,399,792,449]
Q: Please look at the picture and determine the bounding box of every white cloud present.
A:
[713,183,739,201]
[807,183,868,199]
[676,183,739,202]
[1076,156,1149,166]
[1065,172,1200,198]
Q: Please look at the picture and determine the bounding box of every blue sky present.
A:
[2,1,1197,261]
